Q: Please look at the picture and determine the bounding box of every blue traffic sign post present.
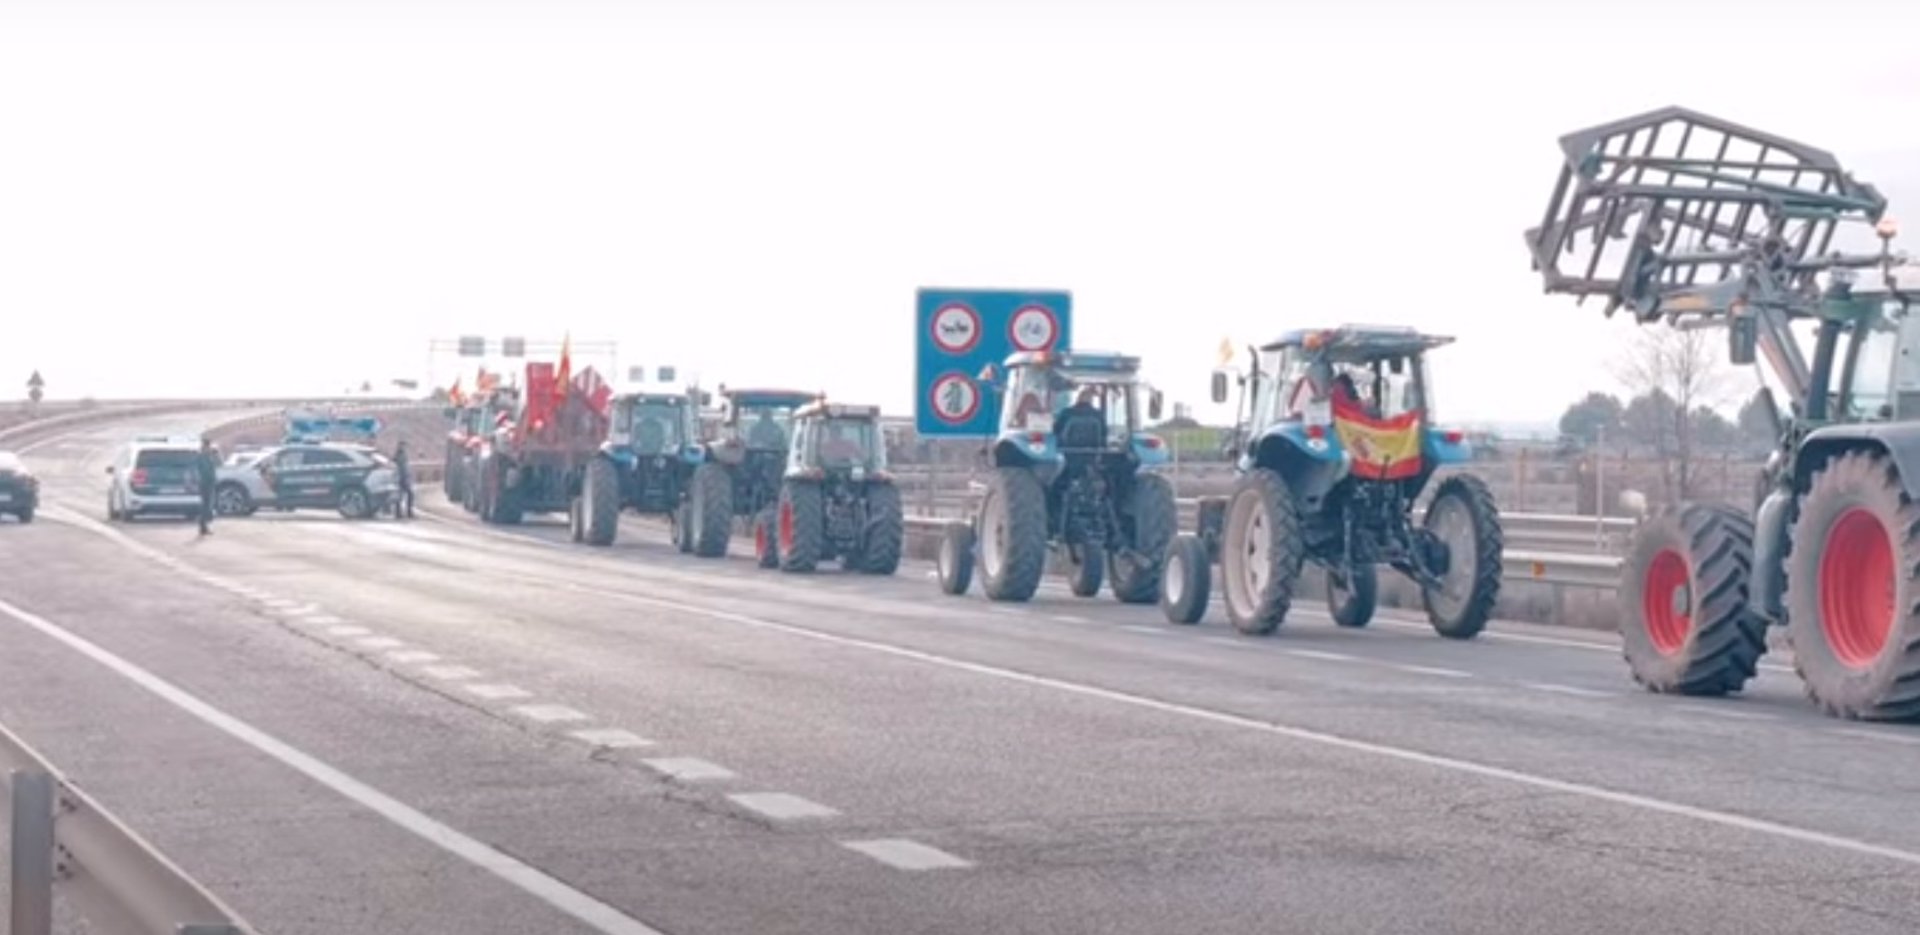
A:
[914,288,1072,437]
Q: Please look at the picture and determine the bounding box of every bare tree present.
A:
[1612,327,1731,501]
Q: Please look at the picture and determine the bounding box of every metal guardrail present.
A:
[2,723,255,935]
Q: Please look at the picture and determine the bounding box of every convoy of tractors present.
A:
[428,106,1919,725]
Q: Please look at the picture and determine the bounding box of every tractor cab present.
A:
[787,402,888,480]
[717,388,814,453]
[982,350,1167,470]
[609,391,702,460]
[1221,325,1470,485]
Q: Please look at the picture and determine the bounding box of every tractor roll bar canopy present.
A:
[794,401,881,421]
[1261,326,1455,362]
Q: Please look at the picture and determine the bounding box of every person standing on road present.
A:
[195,436,218,536]
[392,440,414,519]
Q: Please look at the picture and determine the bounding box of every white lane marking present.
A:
[421,665,481,681]
[303,615,346,626]
[356,637,406,651]
[840,838,972,871]
[569,586,1920,870]
[1679,705,1779,722]
[328,625,373,638]
[0,597,668,935]
[386,650,441,664]
[273,604,323,618]
[1524,682,1614,698]
[1373,618,1801,675]
[1049,614,1089,624]
[728,792,839,821]
[1120,624,1165,636]
[466,684,533,701]
[262,598,299,609]
[1829,727,1920,747]
[640,758,736,782]
[511,704,590,724]
[569,728,653,749]
[1284,649,1356,663]
[988,606,1022,616]
[1396,664,1474,679]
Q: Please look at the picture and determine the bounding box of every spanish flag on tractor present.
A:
[1329,396,1424,480]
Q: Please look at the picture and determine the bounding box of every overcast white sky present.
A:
[3,0,1916,429]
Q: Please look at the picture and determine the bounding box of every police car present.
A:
[213,442,400,519]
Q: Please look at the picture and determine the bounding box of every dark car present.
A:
[0,451,39,523]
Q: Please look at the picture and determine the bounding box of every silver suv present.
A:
[106,436,205,521]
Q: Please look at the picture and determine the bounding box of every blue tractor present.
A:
[1160,326,1504,638]
[572,389,732,554]
[935,350,1177,603]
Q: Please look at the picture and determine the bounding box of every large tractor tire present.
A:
[753,506,781,569]
[1065,544,1105,597]
[1328,563,1379,628]
[778,481,825,573]
[672,502,695,553]
[937,522,975,595]
[1420,473,1503,639]
[858,483,904,575]
[1617,502,1765,695]
[1219,468,1305,635]
[1160,533,1212,625]
[1110,472,1177,604]
[568,496,585,542]
[978,467,1048,602]
[1783,450,1920,720]
[690,462,734,558]
[444,449,467,504]
[582,457,621,547]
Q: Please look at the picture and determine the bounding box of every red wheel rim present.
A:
[755,521,768,558]
[1642,549,1692,654]
[779,501,795,552]
[1818,508,1895,669]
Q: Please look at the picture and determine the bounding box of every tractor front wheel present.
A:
[937,522,975,595]
[1220,468,1305,635]
[583,457,620,547]
[1328,562,1378,628]
[1785,450,1920,720]
[1110,472,1177,604]
[690,462,733,557]
[1065,544,1104,597]
[1419,474,1502,639]
[1617,502,1764,695]
[978,467,1047,602]
[858,483,904,575]
[1160,533,1211,625]
[778,481,825,573]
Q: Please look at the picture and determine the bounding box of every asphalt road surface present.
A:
[1,412,1918,935]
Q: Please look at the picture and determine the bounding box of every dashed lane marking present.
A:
[569,728,653,749]
[303,615,346,626]
[641,758,736,782]
[421,665,482,681]
[465,684,533,701]
[0,597,670,935]
[728,793,839,821]
[1395,664,1474,679]
[1120,625,1165,636]
[328,625,373,638]
[1049,614,1090,624]
[840,838,972,871]
[1524,682,1613,698]
[511,704,590,724]
[386,650,441,664]
[1284,649,1356,663]
[561,584,1920,871]
[356,637,406,651]
[1679,705,1780,722]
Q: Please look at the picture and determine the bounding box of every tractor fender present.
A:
[992,433,1059,468]
[1792,422,1920,499]
[596,443,638,467]
[1246,426,1348,510]
[1422,428,1473,467]
[1749,487,1793,625]
[1130,433,1171,467]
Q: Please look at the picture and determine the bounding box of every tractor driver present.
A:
[747,408,786,450]
[818,423,866,465]
[635,413,668,454]
[1054,387,1105,450]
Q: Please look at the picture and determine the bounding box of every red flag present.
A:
[448,376,464,406]
[553,333,573,405]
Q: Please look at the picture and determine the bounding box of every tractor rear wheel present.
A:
[979,467,1047,602]
[690,462,733,558]
[1420,474,1502,639]
[778,480,824,573]
[1065,544,1104,597]
[937,522,975,595]
[1617,502,1765,695]
[1110,472,1177,604]
[1328,563,1378,628]
[672,502,694,553]
[1220,468,1305,635]
[444,448,466,503]
[1160,534,1211,625]
[568,496,585,542]
[583,457,620,547]
[1785,450,1920,720]
[753,506,780,569]
[858,483,904,575]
